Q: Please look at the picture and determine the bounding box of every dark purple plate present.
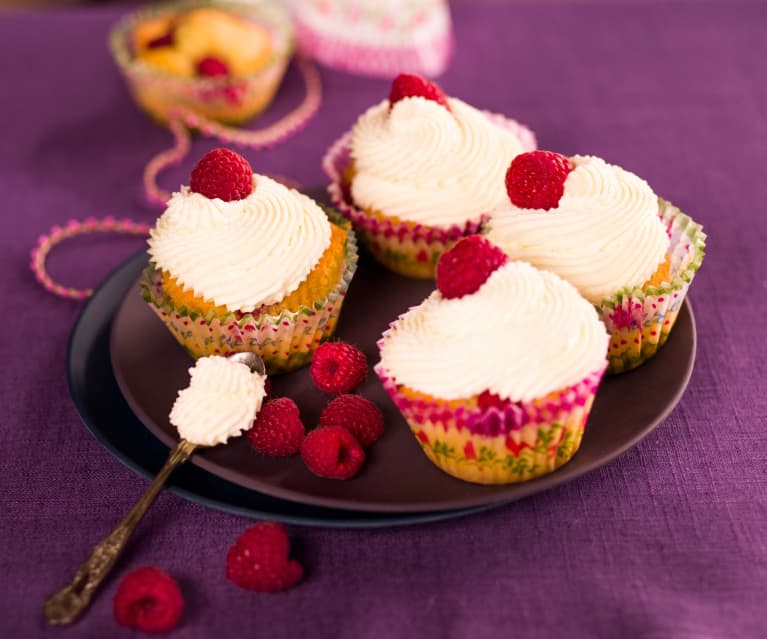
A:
[110,248,697,514]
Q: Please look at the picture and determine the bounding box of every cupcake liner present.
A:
[322,112,537,278]
[109,0,294,125]
[140,216,358,374]
[598,200,705,374]
[375,363,606,485]
[293,5,453,78]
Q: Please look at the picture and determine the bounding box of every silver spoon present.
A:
[44,352,266,626]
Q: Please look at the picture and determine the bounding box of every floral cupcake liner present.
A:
[375,364,606,485]
[598,200,705,374]
[140,216,358,374]
[322,112,536,278]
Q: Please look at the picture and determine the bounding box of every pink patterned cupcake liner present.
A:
[291,0,454,78]
[322,112,537,278]
[294,16,453,78]
[598,200,705,374]
[375,356,606,484]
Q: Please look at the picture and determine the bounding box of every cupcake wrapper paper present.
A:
[323,112,537,278]
[598,200,705,374]
[294,9,454,78]
[375,364,606,485]
[140,216,358,374]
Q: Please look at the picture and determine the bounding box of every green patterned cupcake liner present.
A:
[598,199,705,374]
[140,214,358,374]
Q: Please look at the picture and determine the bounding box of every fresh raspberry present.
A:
[505,151,573,210]
[477,390,509,411]
[189,148,253,201]
[147,32,174,49]
[310,342,368,394]
[319,395,384,446]
[301,425,365,479]
[113,566,183,633]
[226,523,303,592]
[436,235,508,299]
[247,398,304,457]
[389,73,450,110]
[196,56,229,77]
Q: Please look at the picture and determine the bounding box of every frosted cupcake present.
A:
[323,73,536,278]
[375,236,609,485]
[140,149,358,374]
[484,151,706,374]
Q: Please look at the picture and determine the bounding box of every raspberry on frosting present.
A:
[226,523,303,592]
[189,148,253,201]
[113,566,184,633]
[389,73,450,110]
[319,394,384,447]
[247,397,305,457]
[310,342,368,394]
[436,235,508,300]
[505,150,573,210]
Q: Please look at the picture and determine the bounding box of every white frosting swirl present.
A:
[148,176,332,312]
[378,261,609,402]
[485,155,670,304]
[170,356,266,447]
[350,97,525,227]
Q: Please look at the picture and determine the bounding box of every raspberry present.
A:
[389,73,450,110]
[477,390,509,411]
[189,148,253,201]
[505,151,573,210]
[310,342,368,394]
[226,523,303,592]
[113,566,183,633]
[319,395,384,446]
[436,235,508,299]
[196,56,229,77]
[147,32,174,49]
[247,398,304,457]
[301,425,365,479]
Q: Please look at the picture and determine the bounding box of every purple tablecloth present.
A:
[2,1,766,637]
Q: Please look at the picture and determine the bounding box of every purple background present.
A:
[2,1,766,637]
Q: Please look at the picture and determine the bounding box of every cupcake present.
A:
[140,148,358,374]
[323,73,536,278]
[110,1,293,124]
[375,236,609,485]
[484,151,706,374]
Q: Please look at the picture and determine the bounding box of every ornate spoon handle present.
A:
[43,439,197,625]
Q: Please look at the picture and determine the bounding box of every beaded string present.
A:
[32,55,322,299]
[30,218,151,300]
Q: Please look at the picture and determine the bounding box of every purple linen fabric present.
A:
[1,1,766,637]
